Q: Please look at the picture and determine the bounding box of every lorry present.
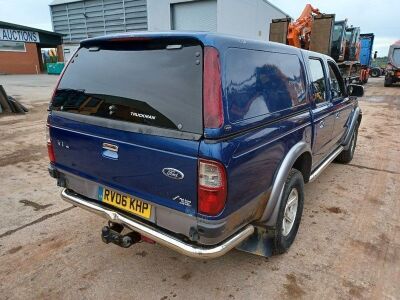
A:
[269,5,369,84]
[359,33,381,78]
[384,40,400,87]
[48,32,364,258]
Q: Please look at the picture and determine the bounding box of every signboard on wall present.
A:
[0,28,40,43]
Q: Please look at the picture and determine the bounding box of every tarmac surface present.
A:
[0,75,399,299]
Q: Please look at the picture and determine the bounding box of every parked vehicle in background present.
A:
[360,33,378,80]
[270,5,371,85]
[385,41,400,86]
[47,32,364,258]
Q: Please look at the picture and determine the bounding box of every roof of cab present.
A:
[79,31,305,56]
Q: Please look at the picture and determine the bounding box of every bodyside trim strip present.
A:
[309,146,344,182]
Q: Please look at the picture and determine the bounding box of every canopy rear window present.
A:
[51,40,203,134]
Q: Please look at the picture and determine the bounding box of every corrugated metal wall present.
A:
[50,0,148,43]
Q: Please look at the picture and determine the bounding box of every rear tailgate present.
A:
[48,38,203,216]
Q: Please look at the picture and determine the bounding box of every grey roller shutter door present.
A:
[171,0,217,32]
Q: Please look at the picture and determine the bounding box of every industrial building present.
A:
[49,0,289,61]
[147,0,289,40]
[0,21,63,74]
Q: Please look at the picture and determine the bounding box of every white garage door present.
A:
[171,0,217,32]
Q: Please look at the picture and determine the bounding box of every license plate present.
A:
[97,187,151,219]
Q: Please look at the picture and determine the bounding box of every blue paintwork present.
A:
[360,34,375,67]
[50,114,199,215]
[49,32,358,225]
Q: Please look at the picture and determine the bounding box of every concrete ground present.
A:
[0,75,399,299]
[0,74,58,107]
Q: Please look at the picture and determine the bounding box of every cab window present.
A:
[308,58,327,104]
[328,61,346,99]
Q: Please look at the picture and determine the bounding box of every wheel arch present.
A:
[292,151,312,183]
[259,141,312,227]
[342,106,362,150]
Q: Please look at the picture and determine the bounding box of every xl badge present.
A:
[162,168,184,180]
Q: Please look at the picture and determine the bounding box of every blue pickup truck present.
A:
[47,32,363,258]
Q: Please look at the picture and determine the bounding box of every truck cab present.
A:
[385,41,400,87]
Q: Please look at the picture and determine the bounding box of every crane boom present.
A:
[287,4,321,49]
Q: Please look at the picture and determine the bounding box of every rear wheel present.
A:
[371,68,380,78]
[272,169,304,255]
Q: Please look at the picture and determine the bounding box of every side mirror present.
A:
[347,84,364,97]
[374,51,378,60]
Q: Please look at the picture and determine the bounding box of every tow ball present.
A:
[101,222,141,248]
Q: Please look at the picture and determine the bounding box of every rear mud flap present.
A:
[235,226,273,257]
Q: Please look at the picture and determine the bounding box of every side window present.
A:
[328,61,346,99]
[308,59,327,105]
[226,49,307,123]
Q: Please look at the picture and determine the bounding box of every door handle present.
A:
[319,120,325,128]
[335,111,341,119]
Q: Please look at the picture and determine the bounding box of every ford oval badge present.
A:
[162,168,184,180]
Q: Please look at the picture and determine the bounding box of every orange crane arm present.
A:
[287,4,321,49]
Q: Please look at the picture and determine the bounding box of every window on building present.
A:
[308,58,327,104]
[0,41,26,52]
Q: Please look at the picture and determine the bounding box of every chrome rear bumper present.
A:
[61,188,254,259]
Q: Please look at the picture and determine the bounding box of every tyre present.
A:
[371,68,380,78]
[336,124,358,164]
[384,76,393,87]
[272,169,304,255]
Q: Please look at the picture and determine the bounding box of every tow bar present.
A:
[101,222,141,248]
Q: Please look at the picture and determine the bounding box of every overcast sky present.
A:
[0,0,398,56]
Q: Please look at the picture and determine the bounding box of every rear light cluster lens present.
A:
[47,49,77,164]
[203,47,223,128]
[46,125,56,163]
[198,159,227,216]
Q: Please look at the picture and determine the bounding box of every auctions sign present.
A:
[0,28,40,43]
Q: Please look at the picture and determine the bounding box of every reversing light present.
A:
[46,125,55,163]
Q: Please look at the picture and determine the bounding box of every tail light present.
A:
[47,48,79,163]
[203,47,223,128]
[198,159,227,216]
[46,125,55,163]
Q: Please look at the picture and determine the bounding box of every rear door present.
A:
[307,57,336,166]
[49,39,204,214]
